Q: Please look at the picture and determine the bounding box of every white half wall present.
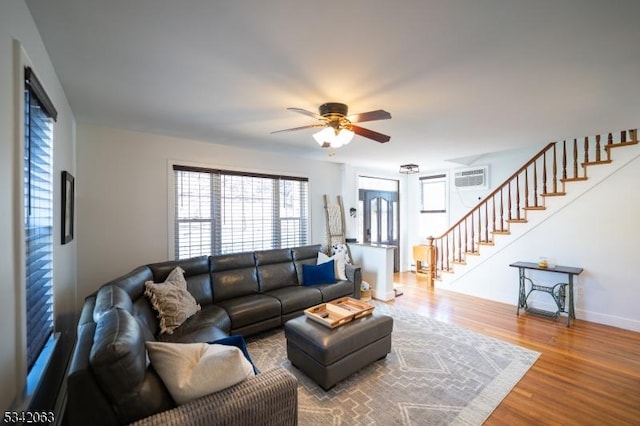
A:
[76,124,343,305]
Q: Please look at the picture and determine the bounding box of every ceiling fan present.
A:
[272,102,392,148]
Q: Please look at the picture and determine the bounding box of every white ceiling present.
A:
[25,0,640,172]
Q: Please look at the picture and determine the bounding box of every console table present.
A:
[509,261,583,327]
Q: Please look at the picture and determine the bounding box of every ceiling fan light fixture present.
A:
[335,128,354,146]
[313,127,335,145]
[313,127,354,148]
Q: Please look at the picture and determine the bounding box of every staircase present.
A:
[419,128,639,286]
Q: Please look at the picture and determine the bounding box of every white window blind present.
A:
[24,67,57,370]
[174,166,308,259]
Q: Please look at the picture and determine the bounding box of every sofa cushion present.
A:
[159,324,228,344]
[210,252,259,302]
[67,320,121,426]
[291,244,323,261]
[89,308,175,424]
[292,244,323,285]
[145,267,201,335]
[148,256,210,282]
[93,284,133,322]
[90,309,147,399]
[146,341,254,405]
[255,248,298,292]
[302,260,336,286]
[104,265,154,302]
[265,286,322,315]
[315,280,356,302]
[215,294,282,330]
[99,267,160,339]
[132,297,160,340]
[159,304,232,341]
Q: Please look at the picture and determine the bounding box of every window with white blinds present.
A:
[24,67,57,370]
[174,166,308,259]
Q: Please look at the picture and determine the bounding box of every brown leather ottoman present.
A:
[284,312,393,390]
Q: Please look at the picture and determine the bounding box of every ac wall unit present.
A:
[453,166,489,190]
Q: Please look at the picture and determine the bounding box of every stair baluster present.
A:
[552,143,558,194]
[484,201,489,243]
[492,195,497,232]
[543,151,548,194]
[515,175,521,220]
[525,157,538,207]
[584,136,589,166]
[562,141,568,180]
[507,182,512,221]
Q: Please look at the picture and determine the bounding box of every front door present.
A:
[359,189,399,271]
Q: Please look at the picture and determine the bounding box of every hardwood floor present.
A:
[388,272,640,425]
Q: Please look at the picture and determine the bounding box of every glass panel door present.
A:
[360,189,399,271]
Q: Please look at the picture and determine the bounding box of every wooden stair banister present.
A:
[422,128,637,283]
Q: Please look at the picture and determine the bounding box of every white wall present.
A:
[76,124,343,304]
[0,0,77,411]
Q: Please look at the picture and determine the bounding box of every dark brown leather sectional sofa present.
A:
[66,244,361,425]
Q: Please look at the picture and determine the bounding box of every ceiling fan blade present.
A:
[271,124,325,134]
[287,107,325,120]
[347,109,392,123]
[351,124,391,143]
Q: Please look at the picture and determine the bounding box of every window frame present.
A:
[420,173,448,213]
[169,163,309,259]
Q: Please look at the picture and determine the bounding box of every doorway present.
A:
[358,177,399,272]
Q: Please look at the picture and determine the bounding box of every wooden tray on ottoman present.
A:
[330,297,375,319]
[304,303,354,328]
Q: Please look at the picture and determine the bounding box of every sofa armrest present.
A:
[129,367,298,426]
[345,264,362,299]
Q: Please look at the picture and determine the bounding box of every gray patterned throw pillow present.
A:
[145,266,201,335]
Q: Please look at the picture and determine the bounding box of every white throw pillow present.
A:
[146,341,255,405]
[317,251,347,281]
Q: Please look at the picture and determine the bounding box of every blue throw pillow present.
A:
[209,335,260,374]
[302,260,337,286]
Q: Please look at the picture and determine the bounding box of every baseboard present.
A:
[577,309,640,333]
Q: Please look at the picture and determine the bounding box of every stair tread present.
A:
[583,160,612,166]
[561,177,588,182]
[604,141,638,149]
[492,230,511,235]
[541,192,566,197]
[524,206,546,210]
[507,219,528,223]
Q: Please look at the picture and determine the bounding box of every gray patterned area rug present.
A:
[246,302,540,426]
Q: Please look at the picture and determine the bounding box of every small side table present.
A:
[509,261,583,327]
